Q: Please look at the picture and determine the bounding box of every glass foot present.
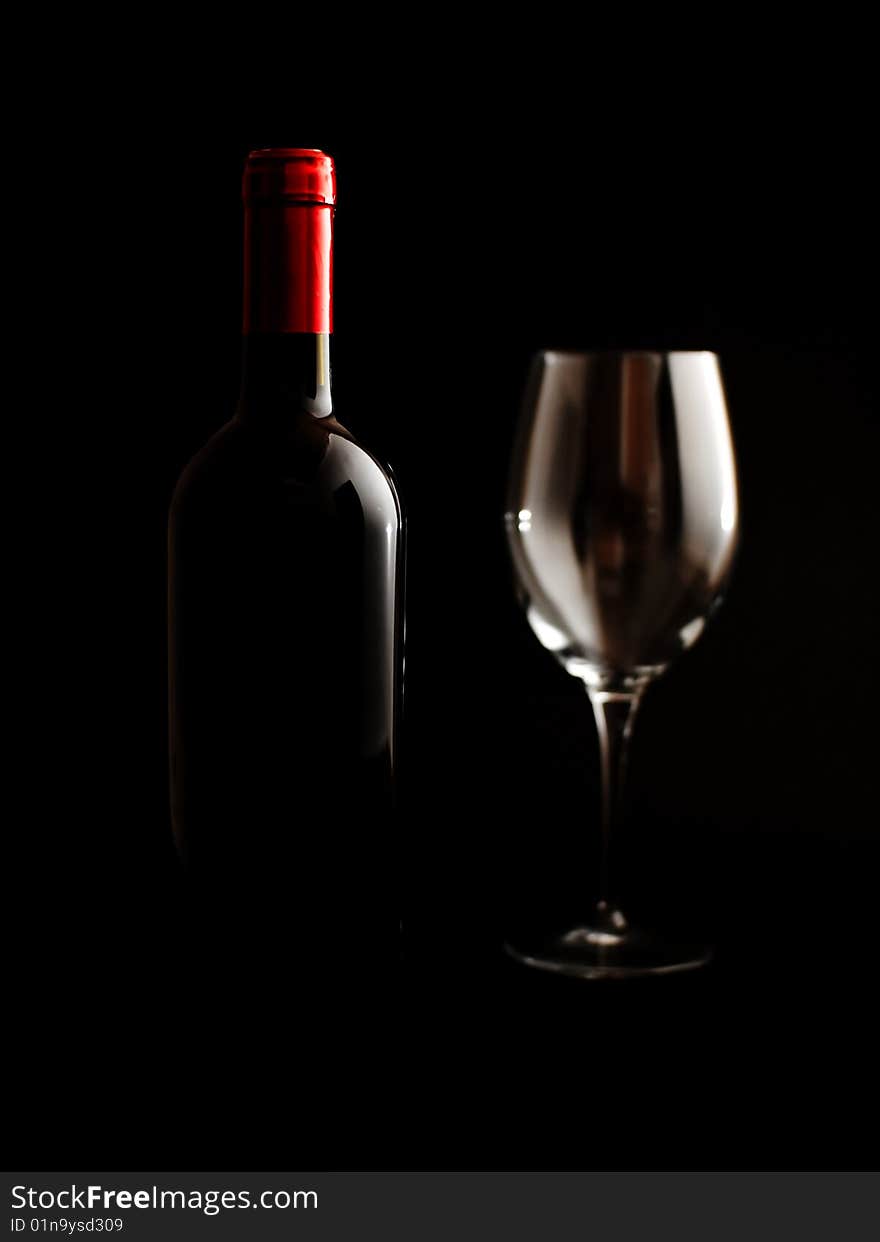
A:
[504,904,712,980]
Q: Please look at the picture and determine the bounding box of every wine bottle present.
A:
[167,149,404,961]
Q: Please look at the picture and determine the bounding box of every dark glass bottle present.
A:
[168,150,403,963]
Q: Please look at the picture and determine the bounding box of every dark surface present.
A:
[11,834,880,1169]
[8,63,878,1172]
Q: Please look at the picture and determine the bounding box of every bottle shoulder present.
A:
[170,413,402,524]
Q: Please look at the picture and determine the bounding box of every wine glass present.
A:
[504,351,739,978]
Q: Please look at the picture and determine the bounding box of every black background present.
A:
[8,37,878,1174]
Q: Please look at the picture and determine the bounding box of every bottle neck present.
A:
[239,197,334,419]
[239,334,332,419]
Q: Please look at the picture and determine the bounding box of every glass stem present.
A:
[588,690,643,912]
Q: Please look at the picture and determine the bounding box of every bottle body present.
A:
[168,398,402,940]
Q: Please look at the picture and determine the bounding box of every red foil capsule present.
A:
[242,148,335,334]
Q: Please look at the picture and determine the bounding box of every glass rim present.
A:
[540,348,719,361]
